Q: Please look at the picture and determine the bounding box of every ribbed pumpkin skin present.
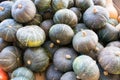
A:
[11,67,34,80]
[60,71,77,80]
[83,6,109,30]
[11,77,29,80]
[107,41,120,48]
[73,55,100,80]
[72,30,98,54]
[0,19,23,42]
[12,0,36,23]
[24,47,49,72]
[53,47,77,72]
[46,64,63,80]
[34,0,51,12]
[16,25,46,47]
[93,0,106,7]
[98,46,120,74]
[0,46,22,72]
[0,1,13,22]
[108,18,119,26]
[52,0,69,11]
[97,23,119,43]
[53,9,78,28]
[49,24,74,45]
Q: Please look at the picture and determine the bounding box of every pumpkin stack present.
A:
[0,0,120,80]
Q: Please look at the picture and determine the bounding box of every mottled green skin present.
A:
[98,46,120,74]
[98,23,119,43]
[0,38,10,51]
[16,25,46,47]
[11,77,30,80]
[11,67,34,80]
[24,47,49,72]
[72,30,98,54]
[12,0,36,23]
[83,6,109,30]
[93,0,106,7]
[53,9,78,28]
[0,46,22,72]
[73,55,100,80]
[0,1,14,22]
[0,19,23,42]
[49,24,74,45]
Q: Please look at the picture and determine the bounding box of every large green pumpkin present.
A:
[49,24,74,45]
[53,9,78,28]
[24,47,49,72]
[0,46,22,72]
[73,55,100,80]
[16,25,46,47]
[0,19,23,42]
[12,0,36,23]
[0,1,14,22]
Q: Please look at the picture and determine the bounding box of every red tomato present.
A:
[0,68,9,80]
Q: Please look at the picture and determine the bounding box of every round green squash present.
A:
[72,30,98,54]
[46,64,63,80]
[73,55,100,80]
[97,23,119,43]
[49,24,74,45]
[0,19,23,42]
[0,1,14,22]
[108,18,119,26]
[98,46,120,74]
[16,25,46,47]
[93,0,106,7]
[60,71,77,80]
[11,76,29,80]
[24,47,49,72]
[0,46,22,72]
[107,41,120,48]
[52,0,69,11]
[11,67,34,80]
[12,0,36,23]
[53,9,78,28]
[83,5,109,30]
[34,0,51,12]
[75,0,94,11]
[53,47,77,72]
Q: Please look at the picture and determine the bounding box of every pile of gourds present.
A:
[0,0,120,80]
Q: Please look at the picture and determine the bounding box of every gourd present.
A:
[49,24,74,45]
[53,47,77,72]
[107,41,120,48]
[0,46,22,72]
[53,9,78,28]
[0,1,14,22]
[93,0,106,7]
[72,30,98,54]
[83,5,109,30]
[73,55,100,80]
[0,19,23,42]
[11,67,34,80]
[46,64,63,80]
[0,68,9,80]
[11,77,29,80]
[24,47,49,72]
[60,71,77,80]
[98,46,120,74]
[12,0,36,23]
[16,25,46,47]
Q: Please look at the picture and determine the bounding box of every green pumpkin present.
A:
[53,9,78,28]
[49,24,74,45]
[0,1,14,22]
[73,55,100,80]
[98,46,120,74]
[83,5,109,30]
[107,41,120,48]
[24,47,49,72]
[93,0,106,7]
[0,46,22,72]
[16,25,46,47]
[12,0,36,23]
[11,77,29,80]
[46,64,63,80]
[0,19,23,42]
[11,67,34,80]
[72,30,98,54]
[60,71,77,80]
[53,47,77,72]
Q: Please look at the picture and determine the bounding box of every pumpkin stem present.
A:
[27,60,31,65]
[93,8,97,14]
[82,31,87,37]
[17,4,22,9]
[56,39,60,44]
[94,47,99,52]
[103,71,109,76]
[8,25,12,28]
[115,52,120,57]
[49,43,54,48]
[65,54,71,59]
[17,58,20,61]
[76,76,81,79]
[0,6,4,11]
[54,67,58,71]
